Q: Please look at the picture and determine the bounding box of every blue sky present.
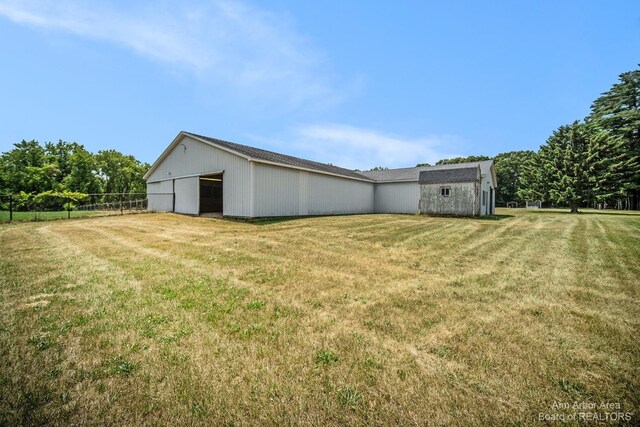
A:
[0,1,639,170]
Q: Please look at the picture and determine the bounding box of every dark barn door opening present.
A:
[199,174,223,214]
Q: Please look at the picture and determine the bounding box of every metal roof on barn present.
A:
[183,132,369,181]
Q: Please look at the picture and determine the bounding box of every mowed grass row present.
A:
[0,209,638,425]
[0,210,136,222]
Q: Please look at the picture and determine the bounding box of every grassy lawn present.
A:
[0,209,638,425]
[1,210,149,223]
[0,210,118,222]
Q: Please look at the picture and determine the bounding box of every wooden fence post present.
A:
[9,194,13,222]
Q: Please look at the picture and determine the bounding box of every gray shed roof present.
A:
[418,166,480,184]
[184,132,369,181]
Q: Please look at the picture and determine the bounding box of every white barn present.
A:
[144,131,497,217]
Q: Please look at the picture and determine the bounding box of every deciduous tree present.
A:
[493,150,536,206]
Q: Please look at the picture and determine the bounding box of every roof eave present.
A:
[184,132,256,161]
[145,131,254,181]
[248,158,374,183]
[143,131,190,181]
[374,179,419,183]
[491,163,498,186]
[420,180,479,185]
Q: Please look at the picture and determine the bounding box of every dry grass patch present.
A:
[0,209,638,425]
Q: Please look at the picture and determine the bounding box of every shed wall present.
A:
[480,175,495,215]
[146,136,251,217]
[419,182,477,216]
[374,182,420,214]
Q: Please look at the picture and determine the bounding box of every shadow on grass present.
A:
[245,216,305,225]
[475,214,515,221]
[223,215,322,226]
[226,213,414,226]
[424,214,514,221]
[223,212,518,225]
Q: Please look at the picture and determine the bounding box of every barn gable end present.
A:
[146,135,252,217]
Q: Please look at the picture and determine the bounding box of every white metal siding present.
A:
[307,173,374,215]
[253,163,300,216]
[174,176,199,215]
[146,136,251,217]
[252,163,374,216]
[298,171,309,216]
[374,182,420,214]
[147,180,173,212]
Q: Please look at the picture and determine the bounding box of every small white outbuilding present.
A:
[144,131,497,218]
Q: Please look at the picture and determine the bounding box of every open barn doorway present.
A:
[199,174,223,215]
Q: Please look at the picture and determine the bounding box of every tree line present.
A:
[0,140,149,211]
[428,66,640,212]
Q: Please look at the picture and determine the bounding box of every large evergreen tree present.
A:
[585,129,635,207]
[588,67,640,209]
[493,150,536,206]
[516,151,549,205]
[539,122,591,212]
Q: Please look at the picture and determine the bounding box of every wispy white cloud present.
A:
[291,124,462,170]
[0,0,339,108]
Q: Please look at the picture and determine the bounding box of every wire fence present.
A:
[76,193,148,212]
[0,193,174,223]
